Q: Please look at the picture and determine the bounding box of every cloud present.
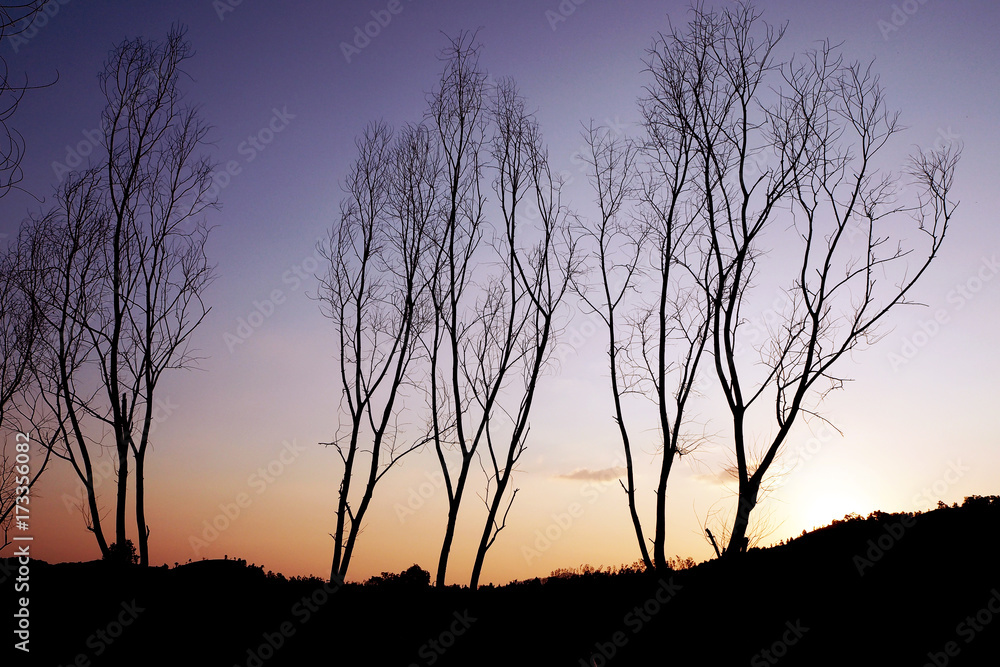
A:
[692,472,731,487]
[556,466,627,482]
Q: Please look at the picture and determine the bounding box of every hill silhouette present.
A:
[3,496,998,665]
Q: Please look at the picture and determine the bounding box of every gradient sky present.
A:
[1,0,998,585]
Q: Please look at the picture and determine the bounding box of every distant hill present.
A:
[3,496,998,665]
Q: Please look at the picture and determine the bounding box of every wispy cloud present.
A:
[556,466,626,482]
[692,472,731,487]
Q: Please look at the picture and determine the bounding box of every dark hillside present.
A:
[3,497,998,666]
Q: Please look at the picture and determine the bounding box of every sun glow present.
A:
[799,491,875,531]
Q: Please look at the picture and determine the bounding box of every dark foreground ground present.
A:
[3,497,999,666]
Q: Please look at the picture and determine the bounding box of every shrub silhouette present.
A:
[104,539,138,565]
[364,564,430,589]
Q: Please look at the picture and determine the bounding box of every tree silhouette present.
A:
[468,76,575,589]
[639,1,960,556]
[575,118,712,570]
[16,26,214,565]
[0,1,45,199]
[0,1,47,553]
[320,119,438,583]
[425,33,574,588]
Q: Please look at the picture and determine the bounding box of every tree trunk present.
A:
[653,451,676,569]
[436,459,472,587]
[134,450,148,566]
[725,479,758,558]
[115,394,129,552]
[469,470,512,590]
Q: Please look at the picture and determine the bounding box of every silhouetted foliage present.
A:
[103,539,138,566]
[364,563,431,590]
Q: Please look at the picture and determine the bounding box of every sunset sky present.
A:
[1,0,998,586]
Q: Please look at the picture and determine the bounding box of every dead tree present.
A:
[18,27,214,565]
[642,1,960,556]
[320,119,438,583]
[424,31,491,588]
[0,241,47,552]
[575,114,711,571]
[0,1,46,198]
[468,78,575,589]
[17,169,113,556]
[574,125,654,569]
[425,34,573,588]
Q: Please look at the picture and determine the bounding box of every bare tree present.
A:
[424,31,490,588]
[575,125,653,569]
[575,113,711,570]
[0,245,37,427]
[642,2,960,556]
[17,169,113,556]
[468,78,575,589]
[320,119,439,583]
[0,1,45,198]
[0,242,47,552]
[424,33,573,588]
[18,26,214,565]
[0,2,49,551]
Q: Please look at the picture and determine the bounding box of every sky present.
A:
[1,0,998,586]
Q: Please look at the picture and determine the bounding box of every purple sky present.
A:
[2,0,998,583]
